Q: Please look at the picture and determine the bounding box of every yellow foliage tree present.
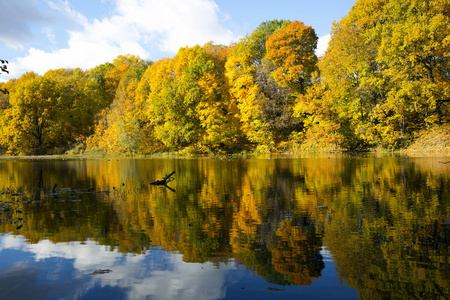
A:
[307,0,450,149]
[86,55,152,154]
[1,69,105,155]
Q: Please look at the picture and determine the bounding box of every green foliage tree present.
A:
[141,45,241,152]
[87,62,115,103]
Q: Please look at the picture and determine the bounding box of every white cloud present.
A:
[12,0,238,77]
[115,0,235,52]
[47,0,89,27]
[41,27,57,46]
[316,34,331,58]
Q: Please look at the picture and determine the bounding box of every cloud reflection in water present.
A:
[0,234,237,300]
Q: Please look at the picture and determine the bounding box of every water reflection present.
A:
[0,234,234,299]
[0,234,352,300]
[0,156,448,299]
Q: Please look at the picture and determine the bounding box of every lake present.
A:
[0,155,448,299]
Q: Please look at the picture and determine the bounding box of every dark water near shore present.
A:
[0,156,448,299]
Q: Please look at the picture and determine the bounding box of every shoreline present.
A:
[1,149,449,160]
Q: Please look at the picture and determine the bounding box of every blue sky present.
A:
[0,0,355,81]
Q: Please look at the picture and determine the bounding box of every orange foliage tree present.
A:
[266,21,318,94]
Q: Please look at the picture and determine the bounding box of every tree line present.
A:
[1,0,448,155]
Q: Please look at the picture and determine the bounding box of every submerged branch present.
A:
[149,171,176,192]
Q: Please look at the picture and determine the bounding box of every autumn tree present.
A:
[266,21,318,94]
[133,58,173,153]
[87,55,152,154]
[372,0,450,138]
[143,54,193,150]
[265,21,318,147]
[2,74,62,154]
[1,69,106,155]
[197,43,243,151]
[140,45,241,152]
[87,62,115,104]
[308,0,389,150]
[305,0,450,149]
[226,20,293,151]
[43,68,107,142]
[225,20,320,152]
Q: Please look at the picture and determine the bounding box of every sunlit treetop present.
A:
[266,21,318,94]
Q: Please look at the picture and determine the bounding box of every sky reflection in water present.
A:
[0,234,356,300]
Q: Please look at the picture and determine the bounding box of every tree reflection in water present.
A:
[0,156,448,299]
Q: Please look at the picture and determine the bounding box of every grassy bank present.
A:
[405,124,450,154]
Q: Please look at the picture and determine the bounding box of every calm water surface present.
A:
[0,156,448,299]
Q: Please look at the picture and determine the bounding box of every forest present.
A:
[0,0,449,156]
